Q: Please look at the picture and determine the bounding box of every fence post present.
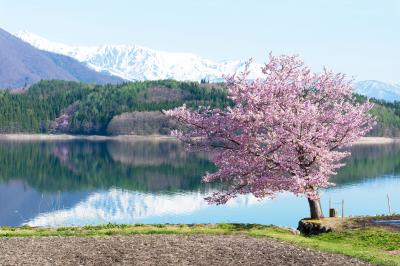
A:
[387,194,392,215]
[341,200,344,218]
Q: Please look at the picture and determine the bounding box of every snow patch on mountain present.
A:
[354,80,400,102]
[14,31,264,82]
[15,31,400,102]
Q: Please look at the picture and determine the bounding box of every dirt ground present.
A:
[0,234,370,266]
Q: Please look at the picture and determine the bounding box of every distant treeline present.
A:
[0,79,400,136]
[0,80,229,134]
[355,95,400,137]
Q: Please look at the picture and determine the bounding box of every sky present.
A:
[0,0,399,83]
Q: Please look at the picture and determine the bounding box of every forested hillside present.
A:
[0,80,228,134]
[0,79,400,136]
[358,97,400,137]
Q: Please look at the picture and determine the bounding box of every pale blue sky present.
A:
[0,0,399,83]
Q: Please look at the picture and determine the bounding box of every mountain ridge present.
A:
[354,80,400,102]
[11,31,400,102]
[0,28,124,89]
[14,31,264,82]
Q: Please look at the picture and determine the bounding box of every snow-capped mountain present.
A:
[354,80,400,102]
[14,31,264,82]
[0,28,123,89]
[14,31,400,102]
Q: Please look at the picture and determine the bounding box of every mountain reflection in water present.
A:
[0,140,399,227]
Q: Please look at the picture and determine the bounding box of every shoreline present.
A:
[353,136,400,145]
[0,134,398,144]
[0,134,176,142]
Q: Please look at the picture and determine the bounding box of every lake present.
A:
[0,139,399,228]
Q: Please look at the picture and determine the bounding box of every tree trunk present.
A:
[308,198,324,219]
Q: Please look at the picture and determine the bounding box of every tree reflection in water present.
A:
[0,139,216,193]
[0,140,399,226]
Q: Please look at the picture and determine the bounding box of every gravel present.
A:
[0,234,370,265]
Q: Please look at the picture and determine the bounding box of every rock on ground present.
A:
[0,234,370,265]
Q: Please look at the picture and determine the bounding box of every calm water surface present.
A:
[0,139,399,227]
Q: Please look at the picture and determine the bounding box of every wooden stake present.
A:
[341,200,344,218]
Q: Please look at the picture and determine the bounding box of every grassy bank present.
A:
[1,223,398,265]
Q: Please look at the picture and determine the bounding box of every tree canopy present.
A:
[166,54,375,219]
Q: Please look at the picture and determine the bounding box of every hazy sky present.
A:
[1,0,399,83]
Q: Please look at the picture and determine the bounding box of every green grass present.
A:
[0,223,398,265]
[265,227,400,266]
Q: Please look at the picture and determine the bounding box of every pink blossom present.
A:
[164,54,375,204]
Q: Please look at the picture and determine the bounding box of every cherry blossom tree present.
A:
[164,54,375,219]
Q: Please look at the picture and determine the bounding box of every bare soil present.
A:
[0,234,370,265]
